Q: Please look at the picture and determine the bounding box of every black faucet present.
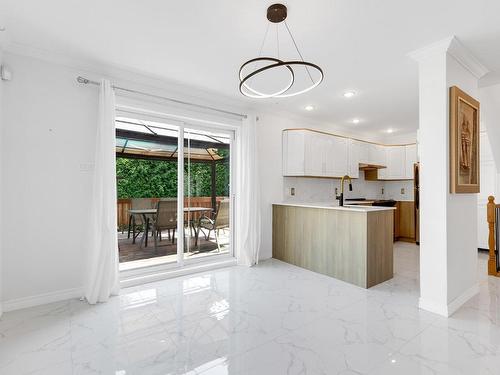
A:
[336,175,353,206]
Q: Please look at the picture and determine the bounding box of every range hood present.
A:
[358,163,387,170]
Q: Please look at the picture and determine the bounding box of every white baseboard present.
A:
[418,297,449,316]
[419,283,479,317]
[3,287,83,313]
[446,283,479,316]
[2,259,238,313]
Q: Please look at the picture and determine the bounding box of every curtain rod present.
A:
[76,76,247,119]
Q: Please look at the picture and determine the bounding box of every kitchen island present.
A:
[272,202,395,288]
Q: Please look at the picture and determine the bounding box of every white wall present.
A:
[479,84,500,169]
[282,174,414,203]
[477,131,497,249]
[383,180,414,201]
[1,53,98,305]
[477,84,500,249]
[282,174,382,203]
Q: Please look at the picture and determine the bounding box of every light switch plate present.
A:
[401,188,405,194]
[1,65,12,81]
[80,163,95,172]
[290,187,295,196]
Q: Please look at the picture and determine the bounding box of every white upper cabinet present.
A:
[377,147,388,179]
[357,141,370,164]
[326,136,349,176]
[378,145,417,180]
[348,139,360,178]
[282,130,349,178]
[368,144,385,166]
[282,130,307,176]
[387,146,406,179]
[404,144,418,179]
[282,129,416,180]
[304,131,326,176]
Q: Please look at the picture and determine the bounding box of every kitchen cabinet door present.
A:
[327,136,349,177]
[387,146,406,179]
[358,141,370,164]
[377,147,389,179]
[304,132,326,176]
[348,139,360,178]
[282,130,306,176]
[368,144,386,166]
[405,144,417,179]
[398,201,415,241]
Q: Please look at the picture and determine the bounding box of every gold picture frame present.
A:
[450,86,480,194]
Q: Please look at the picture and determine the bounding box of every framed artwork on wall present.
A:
[450,86,480,193]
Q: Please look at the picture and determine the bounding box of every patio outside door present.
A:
[182,125,233,263]
[116,114,234,271]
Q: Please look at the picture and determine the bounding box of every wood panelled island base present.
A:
[272,203,394,288]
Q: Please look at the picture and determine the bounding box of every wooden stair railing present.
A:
[487,196,500,277]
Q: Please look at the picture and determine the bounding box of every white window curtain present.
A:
[237,114,261,266]
[84,79,120,304]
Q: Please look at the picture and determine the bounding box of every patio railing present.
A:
[117,197,227,229]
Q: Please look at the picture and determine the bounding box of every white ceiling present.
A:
[2,0,500,136]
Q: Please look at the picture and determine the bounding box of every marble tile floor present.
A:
[1,242,499,374]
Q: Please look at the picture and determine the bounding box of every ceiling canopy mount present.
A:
[267,3,287,23]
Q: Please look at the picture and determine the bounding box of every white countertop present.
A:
[273,202,396,212]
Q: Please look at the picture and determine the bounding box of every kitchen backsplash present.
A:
[283,173,414,202]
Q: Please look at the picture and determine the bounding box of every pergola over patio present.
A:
[115,116,230,210]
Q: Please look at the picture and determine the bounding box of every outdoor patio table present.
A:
[128,207,213,247]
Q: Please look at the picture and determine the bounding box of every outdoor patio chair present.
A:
[152,200,178,253]
[196,199,230,252]
[128,198,154,243]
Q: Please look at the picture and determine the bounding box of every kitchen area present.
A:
[273,128,419,288]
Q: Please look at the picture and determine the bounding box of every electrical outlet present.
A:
[335,187,338,195]
[401,188,405,195]
[381,188,384,195]
[290,187,295,196]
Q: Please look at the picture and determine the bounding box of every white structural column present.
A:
[410,36,488,317]
[0,44,4,317]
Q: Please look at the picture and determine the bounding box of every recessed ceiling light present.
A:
[386,128,394,133]
[343,91,356,98]
[0,27,5,32]
[352,118,360,124]
[304,105,315,111]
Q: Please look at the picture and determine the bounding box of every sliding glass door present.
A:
[183,126,233,262]
[115,113,234,271]
[116,116,181,270]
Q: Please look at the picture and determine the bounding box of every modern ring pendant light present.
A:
[239,3,324,99]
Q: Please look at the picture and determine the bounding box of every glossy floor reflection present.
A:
[0,243,498,374]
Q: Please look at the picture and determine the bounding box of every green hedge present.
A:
[116,157,229,199]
